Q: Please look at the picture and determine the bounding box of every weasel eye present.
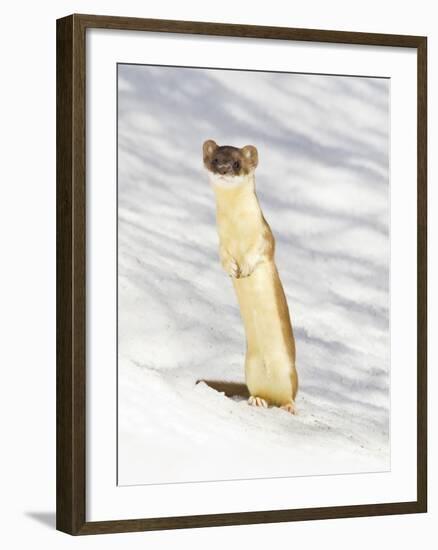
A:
[233,161,241,170]
[212,157,219,165]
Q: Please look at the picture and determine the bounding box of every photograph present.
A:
[117,63,390,486]
[1,0,431,544]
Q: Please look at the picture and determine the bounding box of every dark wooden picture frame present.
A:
[56,13,427,535]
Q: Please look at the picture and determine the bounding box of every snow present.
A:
[117,64,390,486]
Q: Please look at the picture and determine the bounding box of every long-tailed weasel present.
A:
[203,140,298,414]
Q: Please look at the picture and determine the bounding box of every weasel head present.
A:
[202,140,258,189]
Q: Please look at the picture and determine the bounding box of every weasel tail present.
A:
[203,140,298,414]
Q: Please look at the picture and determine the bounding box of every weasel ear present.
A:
[241,145,258,169]
[203,139,218,161]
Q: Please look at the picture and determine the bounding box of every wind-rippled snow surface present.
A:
[117,64,390,485]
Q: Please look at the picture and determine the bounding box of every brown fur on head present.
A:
[203,140,258,177]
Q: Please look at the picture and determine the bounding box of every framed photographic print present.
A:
[56,14,427,535]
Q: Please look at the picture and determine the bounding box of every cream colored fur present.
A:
[211,172,298,413]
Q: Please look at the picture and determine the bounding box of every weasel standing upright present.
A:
[203,140,298,413]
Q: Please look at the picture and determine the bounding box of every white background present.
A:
[0,0,435,548]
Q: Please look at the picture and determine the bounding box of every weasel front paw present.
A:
[221,256,240,278]
[248,396,268,408]
[226,258,240,278]
[239,261,255,278]
[220,248,240,278]
[238,253,262,278]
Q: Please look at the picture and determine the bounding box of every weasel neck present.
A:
[212,174,259,214]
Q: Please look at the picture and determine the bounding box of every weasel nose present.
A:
[217,163,232,175]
